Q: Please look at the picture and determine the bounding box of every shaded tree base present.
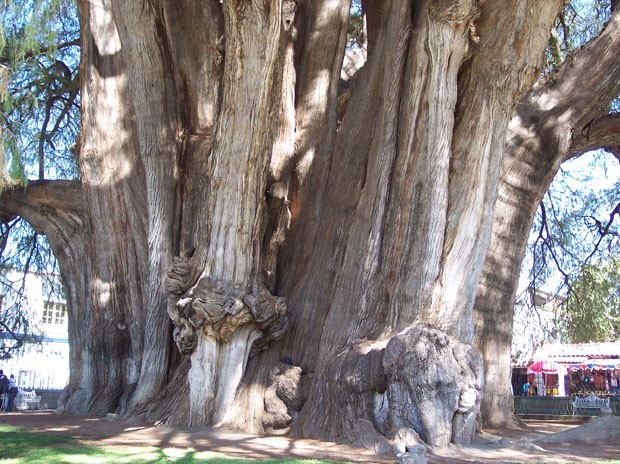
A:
[293,324,484,451]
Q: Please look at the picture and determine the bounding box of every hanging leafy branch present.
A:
[523,151,620,343]
[0,221,47,359]
[1,0,80,186]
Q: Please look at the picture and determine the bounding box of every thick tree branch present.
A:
[538,8,620,128]
[570,113,620,158]
[0,180,83,236]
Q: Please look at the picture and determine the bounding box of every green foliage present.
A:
[346,1,365,50]
[0,424,341,464]
[0,0,80,187]
[527,151,619,288]
[561,256,620,342]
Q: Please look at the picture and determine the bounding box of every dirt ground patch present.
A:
[1,411,619,463]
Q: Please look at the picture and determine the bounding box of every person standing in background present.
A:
[522,380,530,396]
[0,370,9,411]
[610,374,619,394]
[6,375,18,412]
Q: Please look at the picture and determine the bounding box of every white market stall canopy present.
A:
[533,342,620,371]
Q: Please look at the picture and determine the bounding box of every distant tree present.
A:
[0,264,44,360]
[510,151,619,354]
[527,152,619,293]
[561,257,620,342]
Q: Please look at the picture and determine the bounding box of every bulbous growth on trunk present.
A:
[165,251,288,426]
[166,252,288,356]
[296,324,483,452]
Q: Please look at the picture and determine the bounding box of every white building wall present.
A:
[1,269,69,390]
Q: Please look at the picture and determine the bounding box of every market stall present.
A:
[514,342,620,398]
[526,360,567,396]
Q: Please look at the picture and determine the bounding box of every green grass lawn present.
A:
[0,424,342,464]
[3,424,620,464]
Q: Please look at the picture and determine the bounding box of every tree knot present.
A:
[165,247,197,295]
[167,276,288,355]
[282,0,298,31]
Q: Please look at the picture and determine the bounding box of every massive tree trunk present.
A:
[271,1,563,449]
[0,0,585,453]
[474,7,620,427]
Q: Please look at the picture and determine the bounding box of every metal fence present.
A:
[514,396,620,416]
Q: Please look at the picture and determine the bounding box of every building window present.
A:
[42,301,67,325]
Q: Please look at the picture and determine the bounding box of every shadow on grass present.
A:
[0,424,339,464]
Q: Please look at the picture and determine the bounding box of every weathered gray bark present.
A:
[232,0,561,450]
[163,0,295,427]
[4,0,612,454]
[60,0,182,414]
[474,8,620,427]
